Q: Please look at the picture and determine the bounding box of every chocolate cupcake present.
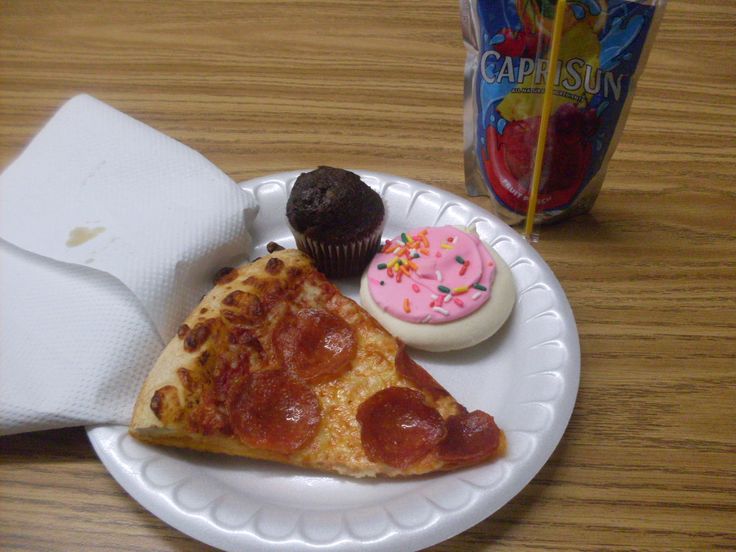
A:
[287,166,385,278]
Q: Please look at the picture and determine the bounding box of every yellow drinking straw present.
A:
[524,0,568,241]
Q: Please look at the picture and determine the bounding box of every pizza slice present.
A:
[130,248,505,477]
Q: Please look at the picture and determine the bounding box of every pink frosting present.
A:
[366,226,496,324]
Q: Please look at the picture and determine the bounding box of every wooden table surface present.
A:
[1,1,734,550]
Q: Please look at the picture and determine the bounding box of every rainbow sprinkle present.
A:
[375,228,492,321]
[377,228,436,286]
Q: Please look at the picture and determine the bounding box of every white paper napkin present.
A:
[0,95,258,435]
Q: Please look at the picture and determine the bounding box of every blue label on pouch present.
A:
[465,0,663,219]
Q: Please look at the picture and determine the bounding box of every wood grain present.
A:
[1,0,735,550]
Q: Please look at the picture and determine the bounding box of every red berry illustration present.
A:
[489,103,595,199]
[552,103,585,145]
[501,118,539,184]
[494,28,526,57]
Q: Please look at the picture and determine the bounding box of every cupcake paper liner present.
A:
[291,217,385,279]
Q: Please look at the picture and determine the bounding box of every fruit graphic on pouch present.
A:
[516,0,608,36]
[483,103,595,204]
[494,27,548,59]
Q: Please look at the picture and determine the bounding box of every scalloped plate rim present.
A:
[88,170,580,552]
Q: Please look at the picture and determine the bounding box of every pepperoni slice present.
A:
[438,410,501,464]
[356,387,446,469]
[395,341,449,400]
[228,369,321,454]
[273,308,357,383]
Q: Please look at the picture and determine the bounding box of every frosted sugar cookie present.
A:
[359,226,515,352]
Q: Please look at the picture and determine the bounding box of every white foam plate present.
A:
[88,170,580,552]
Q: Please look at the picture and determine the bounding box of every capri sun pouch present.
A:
[461,0,666,225]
